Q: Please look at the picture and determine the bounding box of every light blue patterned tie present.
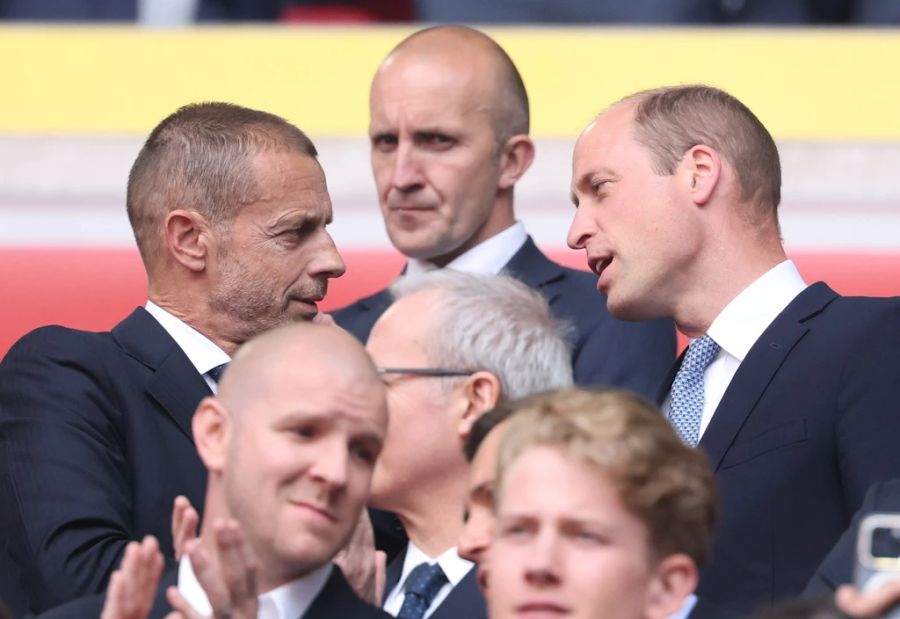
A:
[397,562,448,619]
[668,335,720,447]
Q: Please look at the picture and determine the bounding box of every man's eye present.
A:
[371,134,398,150]
[499,522,531,539]
[294,425,318,439]
[350,445,376,465]
[421,133,454,148]
[591,180,608,194]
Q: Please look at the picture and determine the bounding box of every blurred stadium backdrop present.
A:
[2,26,900,356]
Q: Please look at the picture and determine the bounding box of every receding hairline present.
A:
[376,25,530,138]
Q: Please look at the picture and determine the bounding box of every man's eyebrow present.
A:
[271,209,329,230]
[469,480,495,503]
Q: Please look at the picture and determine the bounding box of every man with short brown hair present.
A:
[567,84,900,613]
[0,101,345,614]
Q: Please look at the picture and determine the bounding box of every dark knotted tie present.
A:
[396,562,448,619]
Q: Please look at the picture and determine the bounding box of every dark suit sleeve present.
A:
[834,304,900,511]
[807,480,900,594]
[572,315,675,400]
[0,328,146,611]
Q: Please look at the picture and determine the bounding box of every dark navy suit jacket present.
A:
[806,478,900,594]
[384,548,486,619]
[657,283,900,615]
[333,237,675,398]
[0,308,210,614]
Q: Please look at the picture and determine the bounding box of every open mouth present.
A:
[588,256,613,277]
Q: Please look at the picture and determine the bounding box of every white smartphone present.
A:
[855,513,900,618]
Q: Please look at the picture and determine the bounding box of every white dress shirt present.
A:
[145,301,231,393]
[177,555,332,619]
[405,221,528,278]
[667,594,698,619]
[665,260,808,438]
[382,543,475,618]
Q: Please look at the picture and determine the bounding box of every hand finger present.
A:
[100,570,126,619]
[189,543,230,613]
[837,581,900,617]
[172,496,200,561]
[172,497,188,560]
[214,520,258,612]
[133,536,165,615]
[374,550,387,607]
[165,586,207,619]
[104,541,144,618]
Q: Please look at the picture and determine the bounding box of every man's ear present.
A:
[498,134,535,191]
[644,553,699,619]
[457,371,502,440]
[164,209,214,273]
[193,397,231,473]
[682,144,721,207]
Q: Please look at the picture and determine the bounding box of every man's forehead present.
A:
[370,56,497,122]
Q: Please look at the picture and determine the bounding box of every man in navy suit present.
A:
[0,102,345,614]
[39,324,392,619]
[566,84,900,615]
[332,25,674,399]
[366,270,573,619]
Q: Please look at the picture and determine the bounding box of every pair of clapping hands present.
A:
[100,497,386,619]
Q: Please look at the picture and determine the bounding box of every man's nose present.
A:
[310,438,350,490]
[310,231,346,280]
[390,142,425,192]
[522,529,562,587]
[566,205,596,250]
[458,513,493,563]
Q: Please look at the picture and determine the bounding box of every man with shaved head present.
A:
[0,102,346,615]
[41,323,392,618]
[334,25,674,397]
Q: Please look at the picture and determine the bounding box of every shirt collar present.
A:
[145,301,231,376]
[400,542,475,589]
[706,260,807,362]
[177,555,332,619]
[405,221,527,278]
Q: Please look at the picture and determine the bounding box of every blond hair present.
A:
[497,388,717,566]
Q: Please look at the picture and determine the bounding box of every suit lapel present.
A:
[699,283,838,470]
[429,567,486,619]
[657,348,686,405]
[502,237,566,306]
[383,546,407,601]
[111,307,212,441]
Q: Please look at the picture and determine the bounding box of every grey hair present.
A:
[389,270,574,399]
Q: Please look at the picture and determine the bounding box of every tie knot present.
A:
[404,562,447,601]
[206,362,229,383]
[681,335,720,374]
